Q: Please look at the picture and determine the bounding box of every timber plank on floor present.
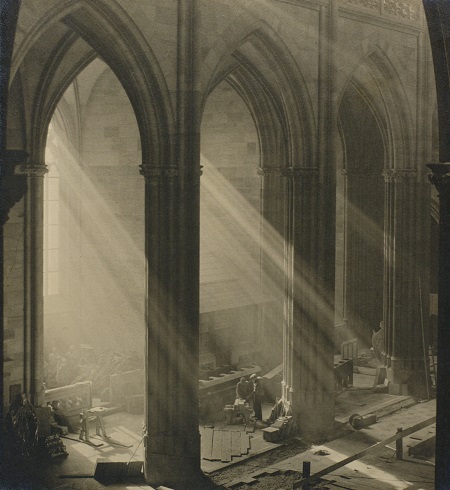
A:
[325,461,434,490]
[202,428,214,461]
[231,431,241,457]
[211,430,223,461]
[240,433,250,455]
[221,431,232,462]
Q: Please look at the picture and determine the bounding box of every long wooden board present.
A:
[293,415,436,488]
[211,430,223,461]
[201,428,214,461]
[231,431,241,457]
[241,433,250,455]
[221,431,232,462]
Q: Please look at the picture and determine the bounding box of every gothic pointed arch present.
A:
[9,0,174,167]
[202,21,315,170]
[338,46,414,169]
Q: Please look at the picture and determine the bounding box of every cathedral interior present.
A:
[1,0,450,489]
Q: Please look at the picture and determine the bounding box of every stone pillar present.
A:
[383,169,430,396]
[287,0,337,438]
[1,149,28,421]
[21,161,47,407]
[427,163,450,490]
[0,0,23,451]
[291,167,336,438]
[140,164,203,488]
[334,169,348,343]
[142,0,203,487]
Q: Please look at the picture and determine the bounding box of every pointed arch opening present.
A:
[5,1,172,438]
[198,23,316,422]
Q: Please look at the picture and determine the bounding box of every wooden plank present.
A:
[201,428,214,461]
[221,431,232,462]
[241,432,250,456]
[371,458,435,484]
[211,430,223,461]
[294,415,436,489]
[231,431,241,457]
[241,433,250,455]
[322,476,362,489]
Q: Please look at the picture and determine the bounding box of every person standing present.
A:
[246,374,255,403]
[248,374,263,421]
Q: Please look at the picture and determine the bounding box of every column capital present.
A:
[382,168,417,182]
[427,163,450,193]
[140,165,178,181]
[19,162,48,177]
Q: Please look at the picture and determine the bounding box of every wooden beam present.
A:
[293,416,436,488]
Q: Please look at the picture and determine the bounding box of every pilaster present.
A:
[427,162,450,489]
[257,167,286,372]
[20,161,47,407]
[383,168,430,396]
[0,150,28,225]
[281,168,294,401]
[334,169,348,341]
[291,167,335,438]
[345,167,384,347]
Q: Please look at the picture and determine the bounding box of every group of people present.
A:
[235,373,263,421]
[4,393,38,458]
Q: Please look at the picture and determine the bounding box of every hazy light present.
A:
[308,444,429,489]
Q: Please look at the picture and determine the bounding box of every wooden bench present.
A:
[44,381,92,431]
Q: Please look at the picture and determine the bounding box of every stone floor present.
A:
[255,399,436,489]
[0,368,436,489]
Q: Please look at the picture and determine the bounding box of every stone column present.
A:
[140,164,203,488]
[21,161,47,407]
[287,0,337,438]
[383,168,430,396]
[1,149,28,421]
[142,0,203,486]
[291,167,336,438]
[281,168,294,401]
[334,169,348,343]
[0,1,23,452]
[427,163,450,490]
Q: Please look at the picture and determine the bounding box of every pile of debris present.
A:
[44,345,143,400]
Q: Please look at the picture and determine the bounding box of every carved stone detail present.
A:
[341,0,379,11]
[340,0,420,21]
[139,165,179,181]
[19,163,48,177]
[383,0,419,21]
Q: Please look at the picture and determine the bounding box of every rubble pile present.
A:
[44,344,143,399]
